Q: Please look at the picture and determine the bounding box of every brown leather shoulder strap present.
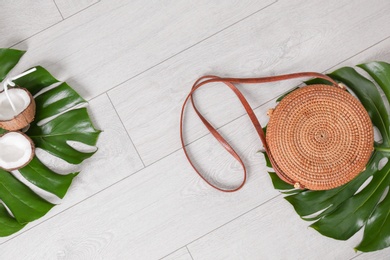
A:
[180,72,338,192]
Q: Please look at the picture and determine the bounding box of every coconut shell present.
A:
[0,131,35,171]
[0,88,36,131]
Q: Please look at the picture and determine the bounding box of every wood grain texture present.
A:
[54,0,99,18]
[185,37,390,260]
[328,36,390,70]
[353,247,390,260]
[0,0,390,258]
[0,0,62,47]
[0,94,144,244]
[108,0,390,166]
[10,0,275,100]
[0,99,281,259]
[162,247,193,260]
[187,197,363,260]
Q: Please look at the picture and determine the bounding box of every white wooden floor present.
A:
[1,0,390,259]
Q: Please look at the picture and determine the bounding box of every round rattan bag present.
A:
[266,84,374,190]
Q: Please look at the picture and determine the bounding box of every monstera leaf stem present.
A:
[374,145,390,153]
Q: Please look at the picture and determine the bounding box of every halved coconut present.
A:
[0,132,35,171]
[0,87,36,131]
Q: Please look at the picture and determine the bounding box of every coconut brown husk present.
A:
[0,88,36,131]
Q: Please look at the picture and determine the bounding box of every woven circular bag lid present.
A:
[266,84,374,190]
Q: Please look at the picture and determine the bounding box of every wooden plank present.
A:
[187,197,362,260]
[0,99,280,259]
[54,0,99,18]
[0,94,144,244]
[186,55,390,258]
[187,37,390,260]
[0,0,62,47]
[352,248,390,260]
[328,36,390,70]
[2,35,390,257]
[11,0,275,100]
[108,0,390,166]
[162,247,193,260]
[1,0,389,259]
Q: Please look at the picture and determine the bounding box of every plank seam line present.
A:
[61,0,102,20]
[10,1,102,48]
[185,194,282,248]
[3,3,390,251]
[2,33,387,246]
[9,20,63,49]
[153,34,390,254]
[349,252,364,260]
[325,35,390,72]
[53,0,65,20]
[106,93,146,168]
[103,1,278,96]
[0,101,278,247]
[186,246,195,260]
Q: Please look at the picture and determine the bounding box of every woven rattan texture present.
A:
[266,85,374,190]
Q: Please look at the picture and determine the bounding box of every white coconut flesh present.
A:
[0,88,31,120]
[0,132,33,170]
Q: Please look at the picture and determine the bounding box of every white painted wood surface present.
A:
[187,197,363,260]
[0,94,144,244]
[161,247,193,260]
[54,0,99,18]
[109,0,390,165]
[354,247,390,260]
[0,0,390,259]
[0,102,281,258]
[0,0,62,47]
[11,0,275,100]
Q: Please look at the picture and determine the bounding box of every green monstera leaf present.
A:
[263,61,390,252]
[0,48,101,236]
